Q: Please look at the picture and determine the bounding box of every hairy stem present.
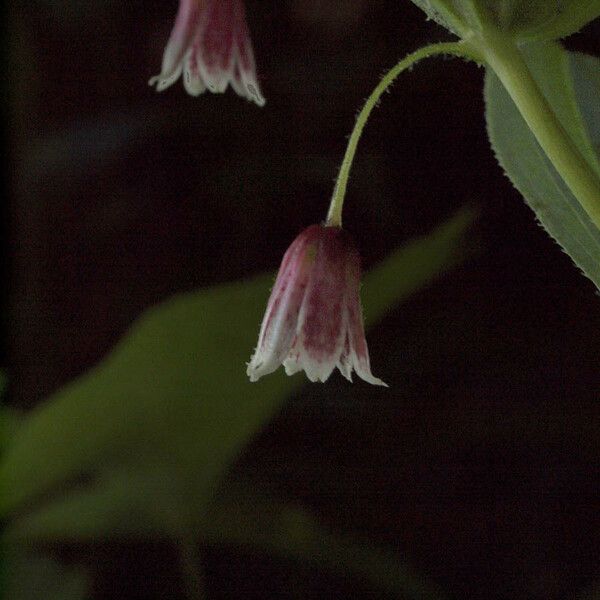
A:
[326,41,482,228]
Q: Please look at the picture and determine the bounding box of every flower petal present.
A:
[282,336,304,376]
[229,61,246,98]
[247,227,321,382]
[150,0,203,90]
[344,259,387,387]
[336,330,353,383]
[183,46,207,96]
[288,228,348,383]
[231,0,265,106]
[149,62,184,92]
[196,0,236,94]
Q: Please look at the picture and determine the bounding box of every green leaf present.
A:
[0,372,22,454]
[409,0,600,41]
[0,210,473,539]
[0,407,21,454]
[475,0,600,41]
[511,0,600,42]
[568,52,600,159]
[485,43,600,289]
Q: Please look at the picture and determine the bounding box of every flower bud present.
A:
[247,225,386,386]
[149,0,265,106]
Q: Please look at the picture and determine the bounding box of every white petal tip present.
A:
[246,355,283,382]
[183,79,206,97]
[246,363,261,382]
[283,362,301,377]
[337,367,353,383]
[247,371,261,383]
[246,83,265,107]
[232,78,265,106]
[359,374,388,387]
[149,75,176,93]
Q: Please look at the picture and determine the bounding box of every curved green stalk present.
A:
[326,41,482,228]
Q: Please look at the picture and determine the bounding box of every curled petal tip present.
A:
[357,372,388,387]
[244,82,266,106]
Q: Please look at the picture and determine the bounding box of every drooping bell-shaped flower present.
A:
[149,0,265,106]
[247,225,386,386]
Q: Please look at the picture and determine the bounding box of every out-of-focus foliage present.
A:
[410,0,600,41]
[570,51,600,158]
[1,209,472,531]
[0,408,20,454]
[1,210,471,599]
[0,373,20,454]
[485,44,600,289]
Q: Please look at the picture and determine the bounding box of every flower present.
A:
[149,0,265,106]
[247,225,386,386]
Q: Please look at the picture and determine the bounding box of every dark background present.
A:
[5,1,600,598]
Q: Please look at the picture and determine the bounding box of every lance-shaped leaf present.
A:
[485,42,600,290]
[409,0,600,42]
[0,209,473,540]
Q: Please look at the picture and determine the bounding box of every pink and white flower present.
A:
[247,225,386,385]
[149,0,265,106]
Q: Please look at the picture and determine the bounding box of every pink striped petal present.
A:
[284,228,348,382]
[149,0,203,89]
[344,257,387,387]
[183,47,207,96]
[247,227,321,381]
[231,0,265,106]
[197,0,236,93]
[336,322,354,382]
[229,61,245,98]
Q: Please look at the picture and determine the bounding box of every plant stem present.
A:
[326,41,482,228]
[479,34,600,229]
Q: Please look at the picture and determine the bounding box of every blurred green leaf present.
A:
[410,0,600,41]
[0,372,21,454]
[0,408,21,454]
[511,0,600,42]
[0,210,473,541]
[363,208,473,326]
[569,52,600,158]
[485,43,600,289]
[477,0,600,41]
